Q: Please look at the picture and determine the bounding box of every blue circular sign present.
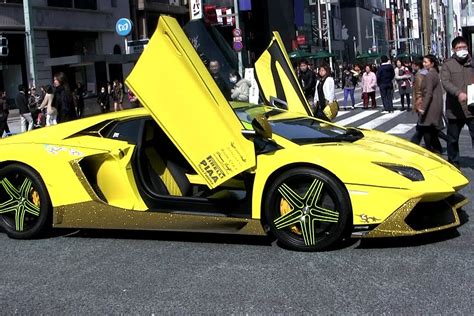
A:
[116,18,132,37]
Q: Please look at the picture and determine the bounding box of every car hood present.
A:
[287,128,468,192]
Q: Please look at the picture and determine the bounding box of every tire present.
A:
[0,163,51,239]
[264,167,351,251]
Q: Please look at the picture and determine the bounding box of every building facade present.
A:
[0,0,133,99]
[339,0,387,62]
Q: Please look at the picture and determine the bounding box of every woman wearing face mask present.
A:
[440,36,474,168]
[418,55,443,154]
[229,70,251,102]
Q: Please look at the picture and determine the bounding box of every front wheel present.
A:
[0,164,51,239]
[264,168,351,251]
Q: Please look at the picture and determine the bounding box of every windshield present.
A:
[234,104,363,145]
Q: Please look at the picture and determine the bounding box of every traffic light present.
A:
[0,35,8,57]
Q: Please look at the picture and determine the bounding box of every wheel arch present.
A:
[258,162,353,229]
[0,160,41,175]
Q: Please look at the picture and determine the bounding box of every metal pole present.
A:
[447,0,454,55]
[353,36,357,60]
[233,0,243,76]
[326,1,333,70]
[23,0,36,88]
[371,17,376,49]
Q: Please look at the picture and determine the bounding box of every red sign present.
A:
[232,28,242,37]
[297,35,306,45]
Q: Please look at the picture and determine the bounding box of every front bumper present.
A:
[355,193,468,238]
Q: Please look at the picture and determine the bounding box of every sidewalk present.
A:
[7,97,134,123]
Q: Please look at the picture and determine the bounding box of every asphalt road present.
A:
[1,93,473,314]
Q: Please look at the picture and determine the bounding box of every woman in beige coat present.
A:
[38,85,57,126]
[418,55,443,153]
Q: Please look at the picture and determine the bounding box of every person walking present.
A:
[97,85,110,113]
[440,36,474,168]
[53,72,76,123]
[112,80,124,111]
[377,55,395,113]
[342,66,358,110]
[74,82,85,118]
[38,85,57,126]
[410,57,428,145]
[0,90,8,137]
[361,65,377,109]
[313,64,336,121]
[417,55,443,153]
[15,84,33,132]
[297,59,316,104]
[229,70,251,102]
[128,90,140,108]
[394,59,412,111]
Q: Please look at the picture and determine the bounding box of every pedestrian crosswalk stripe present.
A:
[358,111,404,129]
[334,110,378,126]
[386,123,416,134]
[336,110,349,117]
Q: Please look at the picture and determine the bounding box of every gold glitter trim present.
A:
[364,197,464,238]
[61,160,265,235]
[53,201,265,235]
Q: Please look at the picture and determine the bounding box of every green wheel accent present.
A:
[0,178,40,232]
[0,164,49,239]
[274,179,340,246]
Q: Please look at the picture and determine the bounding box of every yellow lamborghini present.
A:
[0,17,469,251]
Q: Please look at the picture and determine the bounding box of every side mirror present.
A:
[251,114,272,139]
[269,96,288,110]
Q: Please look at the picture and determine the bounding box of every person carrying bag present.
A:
[313,64,338,121]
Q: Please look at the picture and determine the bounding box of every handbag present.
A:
[323,100,339,121]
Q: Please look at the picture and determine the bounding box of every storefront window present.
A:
[47,0,97,10]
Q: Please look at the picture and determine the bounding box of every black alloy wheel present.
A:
[264,167,351,251]
[0,164,51,239]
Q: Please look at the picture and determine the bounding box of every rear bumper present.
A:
[355,193,468,238]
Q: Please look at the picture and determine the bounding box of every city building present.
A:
[460,0,474,51]
[0,0,133,99]
[340,0,387,62]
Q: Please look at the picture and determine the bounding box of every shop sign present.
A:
[190,0,203,20]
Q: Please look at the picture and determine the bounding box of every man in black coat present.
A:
[297,59,316,102]
[209,60,231,101]
[15,84,33,132]
[376,55,395,112]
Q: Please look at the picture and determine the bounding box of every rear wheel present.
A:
[264,168,351,251]
[0,164,51,239]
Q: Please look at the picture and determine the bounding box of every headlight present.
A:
[374,162,425,181]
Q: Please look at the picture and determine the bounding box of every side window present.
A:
[107,119,142,144]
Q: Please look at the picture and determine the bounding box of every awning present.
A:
[43,54,141,67]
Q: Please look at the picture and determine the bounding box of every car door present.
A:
[125,16,256,189]
[255,32,314,116]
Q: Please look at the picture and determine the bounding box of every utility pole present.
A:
[421,0,431,55]
[447,0,454,54]
[23,0,36,88]
[233,0,243,76]
[325,1,333,70]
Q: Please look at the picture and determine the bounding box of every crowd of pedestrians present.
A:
[0,72,134,137]
[292,35,474,166]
